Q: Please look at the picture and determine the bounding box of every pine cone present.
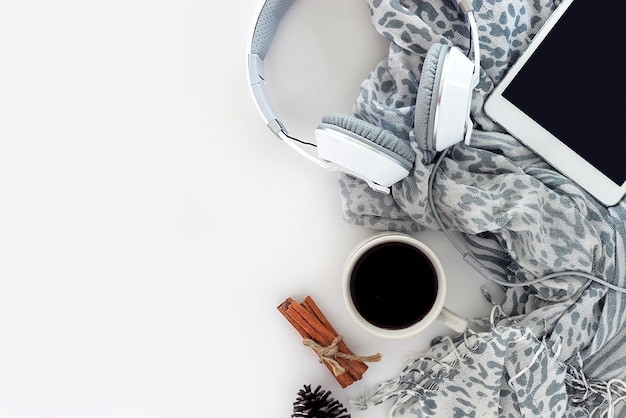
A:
[292,384,350,418]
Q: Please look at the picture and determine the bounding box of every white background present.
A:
[0,1,495,416]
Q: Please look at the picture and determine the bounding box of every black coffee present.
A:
[350,242,438,330]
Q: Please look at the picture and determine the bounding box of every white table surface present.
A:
[0,1,497,416]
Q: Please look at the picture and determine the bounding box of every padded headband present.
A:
[250,0,295,60]
[247,0,297,128]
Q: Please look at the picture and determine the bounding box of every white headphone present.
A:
[246,0,480,193]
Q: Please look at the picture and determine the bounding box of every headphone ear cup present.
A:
[315,113,416,189]
[415,43,446,152]
[415,43,475,152]
[320,113,415,163]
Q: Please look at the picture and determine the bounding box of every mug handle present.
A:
[437,307,468,333]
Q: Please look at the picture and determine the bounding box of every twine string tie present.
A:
[303,335,381,376]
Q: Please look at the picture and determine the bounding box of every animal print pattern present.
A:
[353,316,574,417]
[342,0,626,416]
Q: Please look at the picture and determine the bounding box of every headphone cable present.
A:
[284,132,317,148]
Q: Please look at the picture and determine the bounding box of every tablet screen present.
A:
[501,0,625,184]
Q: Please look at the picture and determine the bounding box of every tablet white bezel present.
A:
[484,0,626,206]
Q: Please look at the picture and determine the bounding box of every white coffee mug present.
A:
[343,232,467,339]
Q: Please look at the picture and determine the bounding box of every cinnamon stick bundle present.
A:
[277,296,381,388]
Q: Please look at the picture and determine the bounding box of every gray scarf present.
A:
[342,0,626,415]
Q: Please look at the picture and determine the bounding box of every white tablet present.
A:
[484,0,625,206]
